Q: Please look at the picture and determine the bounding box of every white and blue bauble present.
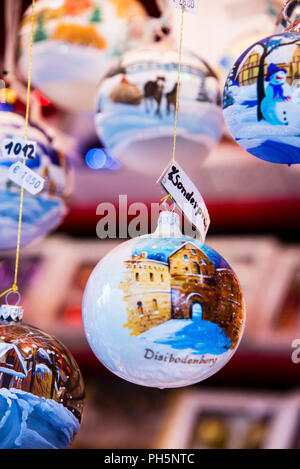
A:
[18,0,147,111]
[0,107,71,251]
[82,211,245,388]
[95,45,224,176]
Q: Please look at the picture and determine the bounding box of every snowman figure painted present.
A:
[261,63,291,125]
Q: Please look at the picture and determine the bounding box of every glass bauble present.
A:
[82,211,245,388]
[275,0,300,33]
[0,309,84,449]
[0,105,71,251]
[95,46,223,176]
[223,32,300,165]
[18,0,147,111]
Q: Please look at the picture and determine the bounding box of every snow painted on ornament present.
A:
[82,234,245,388]
[0,322,84,449]
[0,192,65,251]
[95,49,224,175]
[0,109,70,250]
[223,33,300,165]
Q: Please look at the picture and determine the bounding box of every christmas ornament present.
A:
[219,1,281,80]
[95,39,223,175]
[82,211,245,388]
[0,300,84,449]
[0,95,71,251]
[18,0,147,112]
[223,0,300,165]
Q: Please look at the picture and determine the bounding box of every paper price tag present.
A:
[8,161,44,195]
[158,161,210,242]
[170,0,199,14]
[1,137,36,160]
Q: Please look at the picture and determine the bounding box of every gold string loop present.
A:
[159,6,185,208]
[0,0,36,302]
[172,5,185,163]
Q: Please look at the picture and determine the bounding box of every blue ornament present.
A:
[223,26,300,165]
[0,106,72,250]
[82,211,245,388]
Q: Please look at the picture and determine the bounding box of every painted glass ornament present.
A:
[95,44,223,176]
[223,2,300,165]
[0,303,84,449]
[82,211,245,388]
[18,0,147,111]
[0,100,71,251]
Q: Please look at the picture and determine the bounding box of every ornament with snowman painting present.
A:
[82,211,245,388]
[95,36,224,176]
[223,31,300,165]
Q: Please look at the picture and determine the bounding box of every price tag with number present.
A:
[8,161,44,195]
[170,0,198,14]
[1,137,37,160]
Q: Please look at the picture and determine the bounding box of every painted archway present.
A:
[186,293,205,319]
[190,302,203,320]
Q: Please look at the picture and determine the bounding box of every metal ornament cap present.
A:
[154,210,182,238]
[0,304,24,322]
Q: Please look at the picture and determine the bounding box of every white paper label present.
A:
[158,161,210,242]
[8,161,44,195]
[1,137,36,160]
[170,0,199,14]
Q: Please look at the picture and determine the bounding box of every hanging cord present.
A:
[171,5,185,164]
[0,0,36,301]
[160,5,185,206]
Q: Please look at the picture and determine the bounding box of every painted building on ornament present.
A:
[237,45,300,87]
[119,241,244,347]
[0,342,53,398]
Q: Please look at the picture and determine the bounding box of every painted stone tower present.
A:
[120,252,171,335]
[119,241,244,347]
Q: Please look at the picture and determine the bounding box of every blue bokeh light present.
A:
[85,148,121,171]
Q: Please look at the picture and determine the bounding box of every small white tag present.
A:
[170,0,199,14]
[8,161,45,195]
[1,137,37,160]
[158,160,210,242]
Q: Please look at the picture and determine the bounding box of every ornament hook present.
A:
[0,290,23,322]
[5,289,21,306]
[162,195,176,212]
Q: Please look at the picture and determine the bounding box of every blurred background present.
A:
[1,0,300,449]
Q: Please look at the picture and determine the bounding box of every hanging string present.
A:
[0,0,36,301]
[160,5,185,206]
[171,5,185,163]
